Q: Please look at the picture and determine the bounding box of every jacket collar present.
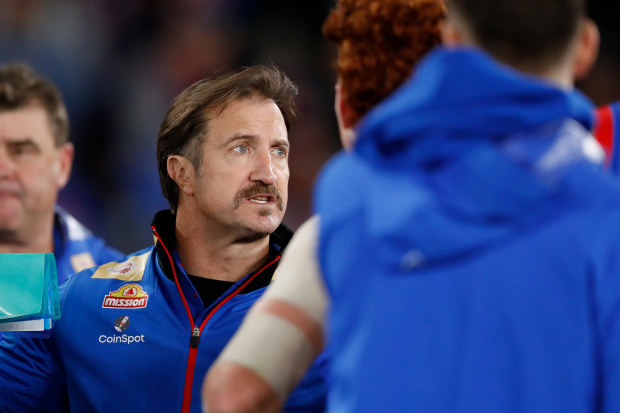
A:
[150,209,292,292]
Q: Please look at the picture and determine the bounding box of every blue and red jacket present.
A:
[0,210,326,413]
[594,102,620,173]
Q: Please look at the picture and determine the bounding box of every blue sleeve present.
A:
[0,331,68,412]
[0,278,74,412]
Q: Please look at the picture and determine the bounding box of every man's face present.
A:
[191,97,290,240]
[0,104,73,240]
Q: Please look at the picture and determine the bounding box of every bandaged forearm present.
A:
[214,216,328,400]
[265,215,328,323]
[216,309,319,400]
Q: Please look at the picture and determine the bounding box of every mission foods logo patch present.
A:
[102,284,149,309]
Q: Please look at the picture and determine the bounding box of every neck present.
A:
[442,19,575,90]
[174,212,272,282]
[534,64,573,90]
[505,54,574,90]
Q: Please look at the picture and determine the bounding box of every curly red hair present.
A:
[323,0,445,127]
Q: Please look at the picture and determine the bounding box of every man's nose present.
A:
[250,149,277,185]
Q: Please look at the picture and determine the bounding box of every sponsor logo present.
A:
[98,334,145,344]
[98,315,145,344]
[114,316,130,332]
[91,252,149,281]
[107,262,136,275]
[102,284,149,309]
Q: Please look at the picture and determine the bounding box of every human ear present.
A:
[167,155,195,196]
[55,142,74,189]
[335,83,357,151]
[573,19,600,80]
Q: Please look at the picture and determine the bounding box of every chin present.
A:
[249,214,282,236]
[0,211,21,230]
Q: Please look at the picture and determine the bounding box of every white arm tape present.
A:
[265,215,328,323]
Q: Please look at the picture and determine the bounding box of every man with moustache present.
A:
[0,65,326,413]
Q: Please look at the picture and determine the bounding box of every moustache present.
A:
[233,183,284,211]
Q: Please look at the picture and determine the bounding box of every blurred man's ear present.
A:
[335,83,355,129]
[334,83,357,152]
[55,142,74,189]
[573,19,600,80]
[167,155,195,196]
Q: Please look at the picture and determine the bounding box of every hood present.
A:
[349,47,601,269]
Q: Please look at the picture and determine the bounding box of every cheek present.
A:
[278,169,290,199]
[21,167,59,204]
[199,167,240,196]
[22,161,54,186]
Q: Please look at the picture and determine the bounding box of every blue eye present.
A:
[273,148,287,157]
[233,145,249,154]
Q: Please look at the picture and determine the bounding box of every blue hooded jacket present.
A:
[315,47,620,413]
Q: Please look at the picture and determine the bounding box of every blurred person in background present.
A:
[0,62,123,281]
[203,0,445,411]
[0,64,326,413]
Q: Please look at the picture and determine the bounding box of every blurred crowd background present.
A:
[0,0,618,254]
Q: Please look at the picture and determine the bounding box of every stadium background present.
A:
[0,0,617,253]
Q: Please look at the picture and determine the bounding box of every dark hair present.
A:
[447,0,586,71]
[323,0,445,127]
[0,63,69,146]
[157,64,298,213]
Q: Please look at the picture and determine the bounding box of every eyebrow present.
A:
[273,138,290,150]
[6,138,40,148]
[222,134,290,149]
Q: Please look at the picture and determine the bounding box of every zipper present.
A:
[190,327,200,348]
[152,226,280,413]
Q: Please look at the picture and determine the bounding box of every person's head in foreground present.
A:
[442,0,598,84]
[324,0,446,150]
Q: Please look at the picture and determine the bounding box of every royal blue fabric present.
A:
[0,216,326,412]
[316,47,620,413]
